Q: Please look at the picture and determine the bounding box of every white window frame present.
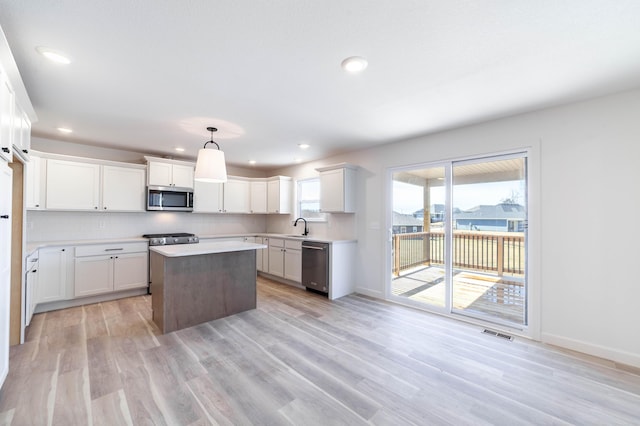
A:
[296,177,327,222]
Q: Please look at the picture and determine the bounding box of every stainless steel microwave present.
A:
[147,186,194,212]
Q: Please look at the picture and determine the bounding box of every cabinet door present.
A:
[38,247,71,303]
[223,178,250,213]
[268,246,284,277]
[113,252,148,291]
[25,265,38,326]
[0,76,14,162]
[171,164,194,189]
[102,165,146,211]
[261,238,269,273]
[255,237,263,271]
[25,155,43,209]
[46,159,100,210]
[74,255,113,297]
[284,249,302,282]
[319,168,344,212]
[18,110,31,158]
[193,181,223,212]
[267,178,291,214]
[250,180,267,213]
[147,161,172,187]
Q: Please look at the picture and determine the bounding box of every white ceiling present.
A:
[1,1,640,170]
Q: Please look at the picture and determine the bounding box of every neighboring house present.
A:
[392,211,424,234]
[454,203,525,232]
[413,204,456,224]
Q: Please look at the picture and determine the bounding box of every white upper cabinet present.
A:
[46,159,101,210]
[12,103,31,161]
[223,177,250,213]
[317,163,358,213]
[267,176,292,214]
[194,176,252,213]
[0,74,14,163]
[25,155,44,209]
[44,155,146,211]
[250,179,267,214]
[146,157,194,189]
[102,165,146,211]
[193,180,223,213]
[171,164,194,188]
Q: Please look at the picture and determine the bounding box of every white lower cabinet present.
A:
[37,246,74,303]
[24,251,39,327]
[74,242,148,297]
[267,238,301,282]
[256,237,269,272]
[284,241,302,282]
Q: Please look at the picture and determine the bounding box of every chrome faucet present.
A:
[293,217,309,236]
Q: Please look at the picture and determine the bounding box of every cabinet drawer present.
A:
[269,238,284,248]
[285,239,302,250]
[75,242,148,257]
[25,251,39,273]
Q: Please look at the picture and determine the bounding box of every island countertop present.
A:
[149,241,267,257]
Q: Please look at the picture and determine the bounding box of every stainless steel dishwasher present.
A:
[302,241,329,294]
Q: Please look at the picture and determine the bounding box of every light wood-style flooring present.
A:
[1,276,639,425]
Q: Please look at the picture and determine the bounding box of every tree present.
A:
[501,190,520,205]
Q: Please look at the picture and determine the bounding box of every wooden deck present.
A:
[392,266,525,324]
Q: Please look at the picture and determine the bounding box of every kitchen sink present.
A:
[283,234,306,238]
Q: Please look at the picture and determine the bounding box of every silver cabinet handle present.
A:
[105,248,124,251]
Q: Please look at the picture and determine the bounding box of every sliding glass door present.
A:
[389,152,528,327]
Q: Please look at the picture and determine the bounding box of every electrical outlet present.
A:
[99,220,106,229]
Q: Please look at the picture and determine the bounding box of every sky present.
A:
[393,180,525,214]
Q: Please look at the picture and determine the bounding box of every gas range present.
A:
[143,232,199,246]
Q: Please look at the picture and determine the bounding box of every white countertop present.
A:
[26,233,356,257]
[149,241,267,257]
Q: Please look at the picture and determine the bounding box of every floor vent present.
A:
[482,329,513,341]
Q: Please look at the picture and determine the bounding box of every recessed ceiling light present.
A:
[341,56,368,74]
[175,147,185,152]
[57,127,73,133]
[295,158,302,163]
[36,46,72,64]
[248,160,256,165]
[298,143,310,149]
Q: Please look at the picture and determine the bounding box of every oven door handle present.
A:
[302,245,325,250]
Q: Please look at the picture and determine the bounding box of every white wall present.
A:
[270,88,640,368]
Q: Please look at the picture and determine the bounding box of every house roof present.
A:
[455,203,525,220]
[393,211,424,227]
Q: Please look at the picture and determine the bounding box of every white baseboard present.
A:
[541,332,640,369]
[354,286,384,299]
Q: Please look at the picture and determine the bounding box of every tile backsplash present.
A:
[27,211,267,242]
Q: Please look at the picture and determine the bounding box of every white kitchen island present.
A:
[149,241,266,333]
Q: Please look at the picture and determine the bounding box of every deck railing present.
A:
[392,231,525,277]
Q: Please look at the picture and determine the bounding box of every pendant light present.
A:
[194,126,228,183]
